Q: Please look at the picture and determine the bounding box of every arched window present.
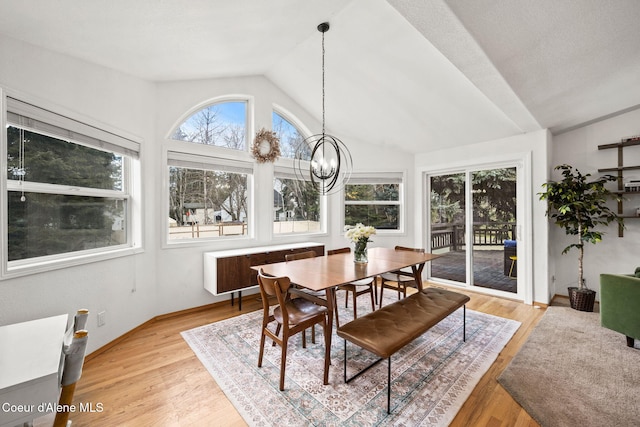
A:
[165,99,252,243]
[172,101,247,150]
[272,110,321,235]
[272,111,310,160]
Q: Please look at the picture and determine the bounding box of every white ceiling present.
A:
[1,0,639,154]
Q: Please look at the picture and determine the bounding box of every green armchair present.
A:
[600,273,640,348]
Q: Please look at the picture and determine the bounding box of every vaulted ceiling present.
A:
[1,0,639,153]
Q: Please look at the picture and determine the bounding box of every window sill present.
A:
[1,246,143,280]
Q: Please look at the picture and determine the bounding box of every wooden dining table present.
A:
[252,246,440,374]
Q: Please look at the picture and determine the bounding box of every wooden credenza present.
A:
[204,242,324,308]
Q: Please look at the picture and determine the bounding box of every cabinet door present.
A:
[248,253,266,285]
[216,256,251,293]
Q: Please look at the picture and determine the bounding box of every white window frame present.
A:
[343,171,405,235]
[1,92,142,279]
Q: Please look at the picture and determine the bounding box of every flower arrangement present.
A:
[345,223,376,263]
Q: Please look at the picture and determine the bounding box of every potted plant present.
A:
[539,164,623,311]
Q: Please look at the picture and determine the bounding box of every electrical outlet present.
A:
[97,311,106,327]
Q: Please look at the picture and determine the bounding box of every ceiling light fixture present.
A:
[295,22,352,196]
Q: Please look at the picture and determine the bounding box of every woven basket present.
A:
[568,287,596,312]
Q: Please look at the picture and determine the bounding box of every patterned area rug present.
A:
[182,293,520,426]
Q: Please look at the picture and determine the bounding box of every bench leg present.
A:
[343,340,390,411]
[387,357,391,414]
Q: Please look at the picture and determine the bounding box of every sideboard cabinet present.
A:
[204,242,324,307]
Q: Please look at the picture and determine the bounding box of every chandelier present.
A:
[295,22,352,195]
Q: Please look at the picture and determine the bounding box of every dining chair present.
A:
[327,247,376,319]
[285,250,340,333]
[379,246,425,308]
[54,329,89,427]
[257,269,330,391]
[25,310,90,427]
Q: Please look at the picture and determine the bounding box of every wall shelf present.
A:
[598,137,640,237]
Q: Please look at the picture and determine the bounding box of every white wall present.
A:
[0,36,158,353]
[414,130,552,304]
[550,109,640,297]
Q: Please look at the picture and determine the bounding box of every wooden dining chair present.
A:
[379,246,425,308]
[257,269,331,391]
[327,247,376,319]
[285,250,340,332]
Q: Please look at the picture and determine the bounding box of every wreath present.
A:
[251,128,281,163]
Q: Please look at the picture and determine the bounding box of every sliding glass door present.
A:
[430,173,466,283]
[429,167,518,295]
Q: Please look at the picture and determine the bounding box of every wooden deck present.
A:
[430,249,517,293]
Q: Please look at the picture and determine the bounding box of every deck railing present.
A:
[431,222,515,250]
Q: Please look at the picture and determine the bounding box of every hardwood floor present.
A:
[72,284,545,426]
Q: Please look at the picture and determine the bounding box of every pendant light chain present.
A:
[321,28,326,137]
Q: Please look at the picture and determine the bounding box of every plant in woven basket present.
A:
[539,164,623,310]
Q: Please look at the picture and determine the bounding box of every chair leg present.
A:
[53,383,76,427]
[280,335,288,391]
[379,281,385,309]
[352,289,358,319]
[345,289,349,308]
[369,286,376,312]
[273,324,281,347]
[373,278,378,305]
[332,288,340,329]
[258,330,267,367]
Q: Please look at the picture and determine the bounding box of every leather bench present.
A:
[337,287,471,413]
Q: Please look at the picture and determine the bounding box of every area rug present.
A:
[498,306,640,427]
[182,293,519,426]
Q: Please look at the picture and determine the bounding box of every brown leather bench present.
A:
[336,287,471,413]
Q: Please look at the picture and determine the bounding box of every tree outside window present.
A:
[344,175,403,231]
[6,125,129,263]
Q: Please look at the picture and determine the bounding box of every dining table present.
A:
[252,246,440,379]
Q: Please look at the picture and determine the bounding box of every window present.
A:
[172,101,247,150]
[273,167,321,235]
[167,152,253,240]
[272,110,322,236]
[166,100,252,242]
[272,111,310,160]
[3,96,139,275]
[344,173,404,231]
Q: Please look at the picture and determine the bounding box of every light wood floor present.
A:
[72,284,545,426]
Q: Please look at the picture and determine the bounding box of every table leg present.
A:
[412,263,426,291]
[323,287,337,385]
